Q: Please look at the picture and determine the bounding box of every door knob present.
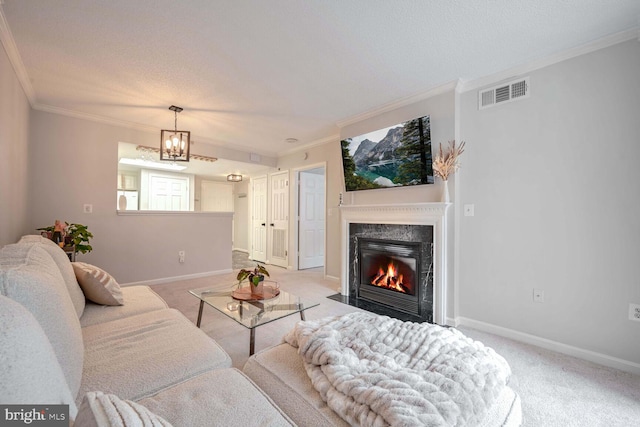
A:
[270,223,274,227]
[261,223,266,226]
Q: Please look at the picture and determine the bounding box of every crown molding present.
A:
[460,27,639,93]
[335,80,459,129]
[0,4,36,104]
[34,102,158,132]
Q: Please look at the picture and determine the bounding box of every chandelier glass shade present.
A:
[160,105,190,162]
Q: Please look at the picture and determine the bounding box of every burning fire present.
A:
[370,261,409,293]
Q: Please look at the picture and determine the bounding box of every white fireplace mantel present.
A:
[339,202,451,324]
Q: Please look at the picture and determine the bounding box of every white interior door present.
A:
[140,169,191,211]
[251,176,267,262]
[269,170,289,268]
[150,177,187,210]
[298,169,325,269]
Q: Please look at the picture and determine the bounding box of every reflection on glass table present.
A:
[189,282,319,355]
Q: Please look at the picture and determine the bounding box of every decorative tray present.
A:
[232,284,280,301]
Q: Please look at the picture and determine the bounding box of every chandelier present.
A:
[160,105,190,162]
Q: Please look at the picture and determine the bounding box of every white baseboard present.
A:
[121,269,233,287]
[455,316,640,375]
[232,248,249,253]
[324,275,341,294]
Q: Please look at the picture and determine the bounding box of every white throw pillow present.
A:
[72,262,124,306]
[75,391,173,427]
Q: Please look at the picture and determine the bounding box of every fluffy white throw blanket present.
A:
[284,312,511,427]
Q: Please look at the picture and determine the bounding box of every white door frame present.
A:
[292,162,327,273]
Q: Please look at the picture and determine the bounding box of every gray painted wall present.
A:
[340,90,455,207]
[26,110,242,283]
[277,145,342,278]
[277,41,640,369]
[0,43,30,247]
[278,90,456,309]
[458,40,640,365]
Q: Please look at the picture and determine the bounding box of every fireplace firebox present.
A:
[358,238,422,316]
[345,223,434,323]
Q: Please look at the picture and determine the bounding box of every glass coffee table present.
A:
[189,282,318,355]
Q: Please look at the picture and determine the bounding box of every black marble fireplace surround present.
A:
[335,223,434,323]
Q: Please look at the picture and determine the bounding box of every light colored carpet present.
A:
[151,260,640,427]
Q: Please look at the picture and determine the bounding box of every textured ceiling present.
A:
[2,0,639,157]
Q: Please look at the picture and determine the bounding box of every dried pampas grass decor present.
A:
[433,140,466,181]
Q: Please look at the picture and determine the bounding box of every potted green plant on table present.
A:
[236,263,270,294]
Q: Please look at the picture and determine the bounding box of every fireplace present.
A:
[338,203,450,325]
[358,238,422,316]
[348,223,433,322]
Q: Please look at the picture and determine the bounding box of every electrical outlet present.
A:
[629,303,640,322]
[533,289,544,303]
[178,251,185,263]
[83,204,93,214]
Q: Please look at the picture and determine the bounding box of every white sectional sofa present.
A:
[1,235,522,426]
[0,236,294,426]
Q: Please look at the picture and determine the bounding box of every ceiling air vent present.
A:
[479,77,529,110]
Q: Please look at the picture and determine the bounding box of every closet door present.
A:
[268,170,289,268]
[251,175,267,263]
